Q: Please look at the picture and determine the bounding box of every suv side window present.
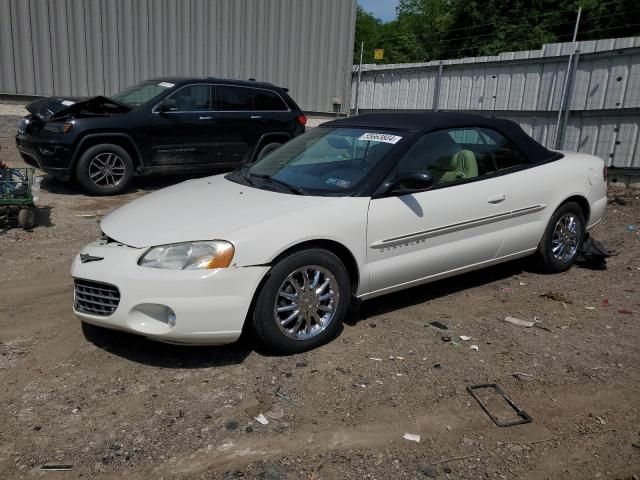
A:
[164,85,212,111]
[252,89,288,111]
[216,86,254,111]
[397,128,496,186]
[479,128,528,170]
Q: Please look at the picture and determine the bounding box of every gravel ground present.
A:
[0,166,639,479]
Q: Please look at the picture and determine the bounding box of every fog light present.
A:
[167,310,176,328]
[39,147,55,155]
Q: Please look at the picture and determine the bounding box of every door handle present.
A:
[250,115,262,119]
[199,116,213,120]
[488,194,506,204]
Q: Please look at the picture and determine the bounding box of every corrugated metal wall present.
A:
[352,37,640,169]
[0,0,356,113]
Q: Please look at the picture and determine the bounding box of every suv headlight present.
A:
[43,121,73,134]
[138,241,234,270]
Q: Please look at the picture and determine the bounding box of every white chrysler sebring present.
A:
[71,113,607,353]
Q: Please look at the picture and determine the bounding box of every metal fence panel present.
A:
[352,37,640,169]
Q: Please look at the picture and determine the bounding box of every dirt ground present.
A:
[1,164,639,480]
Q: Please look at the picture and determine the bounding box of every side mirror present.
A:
[156,98,177,113]
[378,171,434,197]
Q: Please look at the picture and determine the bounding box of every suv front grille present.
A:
[74,279,120,316]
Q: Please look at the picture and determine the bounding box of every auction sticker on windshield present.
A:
[358,133,403,144]
[158,82,175,88]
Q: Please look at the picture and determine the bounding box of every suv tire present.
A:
[76,144,134,196]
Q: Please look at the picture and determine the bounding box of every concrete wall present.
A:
[0,0,356,113]
[352,37,640,170]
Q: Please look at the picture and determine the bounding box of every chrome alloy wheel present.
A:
[274,265,340,341]
[88,152,126,188]
[551,213,580,262]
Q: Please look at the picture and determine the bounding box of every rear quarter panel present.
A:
[500,152,606,255]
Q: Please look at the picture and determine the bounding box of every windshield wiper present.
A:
[248,173,309,196]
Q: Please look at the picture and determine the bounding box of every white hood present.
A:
[101,174,331,248]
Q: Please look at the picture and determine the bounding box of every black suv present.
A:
[15,78,306,195]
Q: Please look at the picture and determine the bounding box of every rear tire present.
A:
[251,248,350,354]
[256,142,282,162]
[75,143,134,196]
[536,202,585,273]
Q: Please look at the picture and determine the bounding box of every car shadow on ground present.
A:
[81,322,252,368]
[346,258,530,325]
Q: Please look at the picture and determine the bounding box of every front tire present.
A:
[75,144,134,195]
[251,249,350,354]
[536,202,585,273]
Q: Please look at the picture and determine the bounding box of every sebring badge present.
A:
[80,253,104,263]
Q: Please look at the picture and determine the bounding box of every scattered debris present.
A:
[266,406,285,420]
[585,306,596,310]
[459,335,471,341]
[429,321,448,330]
[540,291,571,303]
[224,419,239,430]
[504,316,534,328]
[627,224,636,232]
[467,384,532,427]
[403,433,421,443]
[418,464,439,477]
[369,357,383,361]
[470,345,479,351]
[512,372,535,381]
[389,355,405,360]
[441,336,451,342]
[295,361,308,368]
[254,414,269,425]
[433,363,442,369]
[576,233,615,269]
[602,298,610,307]
[618,309,633,315]
[41,465,73,471]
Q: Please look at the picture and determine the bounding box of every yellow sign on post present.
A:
[374,48,384,60]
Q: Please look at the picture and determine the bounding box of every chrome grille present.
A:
[74,279,120,316]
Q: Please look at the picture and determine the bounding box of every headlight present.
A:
[138,241,234,270]
[43,121,73,134]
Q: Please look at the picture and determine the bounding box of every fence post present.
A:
[433,61,443,111]
[354,41,364,116]
[555,49,580,149]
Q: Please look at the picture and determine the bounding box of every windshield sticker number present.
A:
[326,178,352,188]
[158,82,175,88]
[358,133,402,144]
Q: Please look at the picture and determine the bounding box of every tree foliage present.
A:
[354,0,640,64]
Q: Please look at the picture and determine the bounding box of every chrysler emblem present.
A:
[80,253,104,263]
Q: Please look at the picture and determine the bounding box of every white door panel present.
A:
[498,164,558,255]
[366,176,514,294]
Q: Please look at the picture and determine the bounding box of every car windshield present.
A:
[242,127,405,196]
[110,80,176,107]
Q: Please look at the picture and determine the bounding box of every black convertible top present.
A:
[324,112,556,164]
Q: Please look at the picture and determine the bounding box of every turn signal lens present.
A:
[206,242,235,269]
[63,122,73,133]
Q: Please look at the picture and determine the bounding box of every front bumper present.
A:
[70,240,269,345]
[15,134,73,178]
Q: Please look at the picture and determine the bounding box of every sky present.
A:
[358,0,400,22]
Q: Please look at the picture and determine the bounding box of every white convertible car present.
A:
[71,113,607,353]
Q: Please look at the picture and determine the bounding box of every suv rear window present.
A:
[216,86,288,111]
